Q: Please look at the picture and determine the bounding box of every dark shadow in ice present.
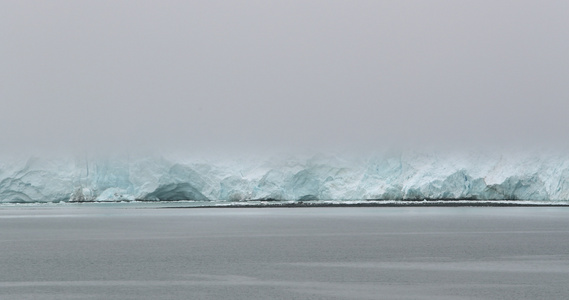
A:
[144,183,208,201]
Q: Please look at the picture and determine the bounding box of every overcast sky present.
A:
[1,0,568,155]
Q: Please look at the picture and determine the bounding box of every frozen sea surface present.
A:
[1,206,569,299]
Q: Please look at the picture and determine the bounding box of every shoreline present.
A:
[164,202,569,208]
[3,199,569,208]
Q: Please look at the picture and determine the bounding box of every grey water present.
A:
[1,206,568,299]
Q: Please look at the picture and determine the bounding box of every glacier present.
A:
[1,151,569,203]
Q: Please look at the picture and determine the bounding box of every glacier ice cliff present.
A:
[1,151,569,203]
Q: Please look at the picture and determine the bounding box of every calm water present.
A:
[1,206,568,299]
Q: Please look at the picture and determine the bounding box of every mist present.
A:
[2,0,568,156]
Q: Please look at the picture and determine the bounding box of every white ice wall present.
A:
[1,151,569,202]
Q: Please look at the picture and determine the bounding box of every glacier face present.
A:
[1,151,569,203]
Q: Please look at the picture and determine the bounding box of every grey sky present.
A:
[1,0,568,154]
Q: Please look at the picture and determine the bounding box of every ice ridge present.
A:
[1,152,569,203]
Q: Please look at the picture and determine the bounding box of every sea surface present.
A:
[1,205,568,299]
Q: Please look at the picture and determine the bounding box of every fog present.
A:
[1,0,568,155]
